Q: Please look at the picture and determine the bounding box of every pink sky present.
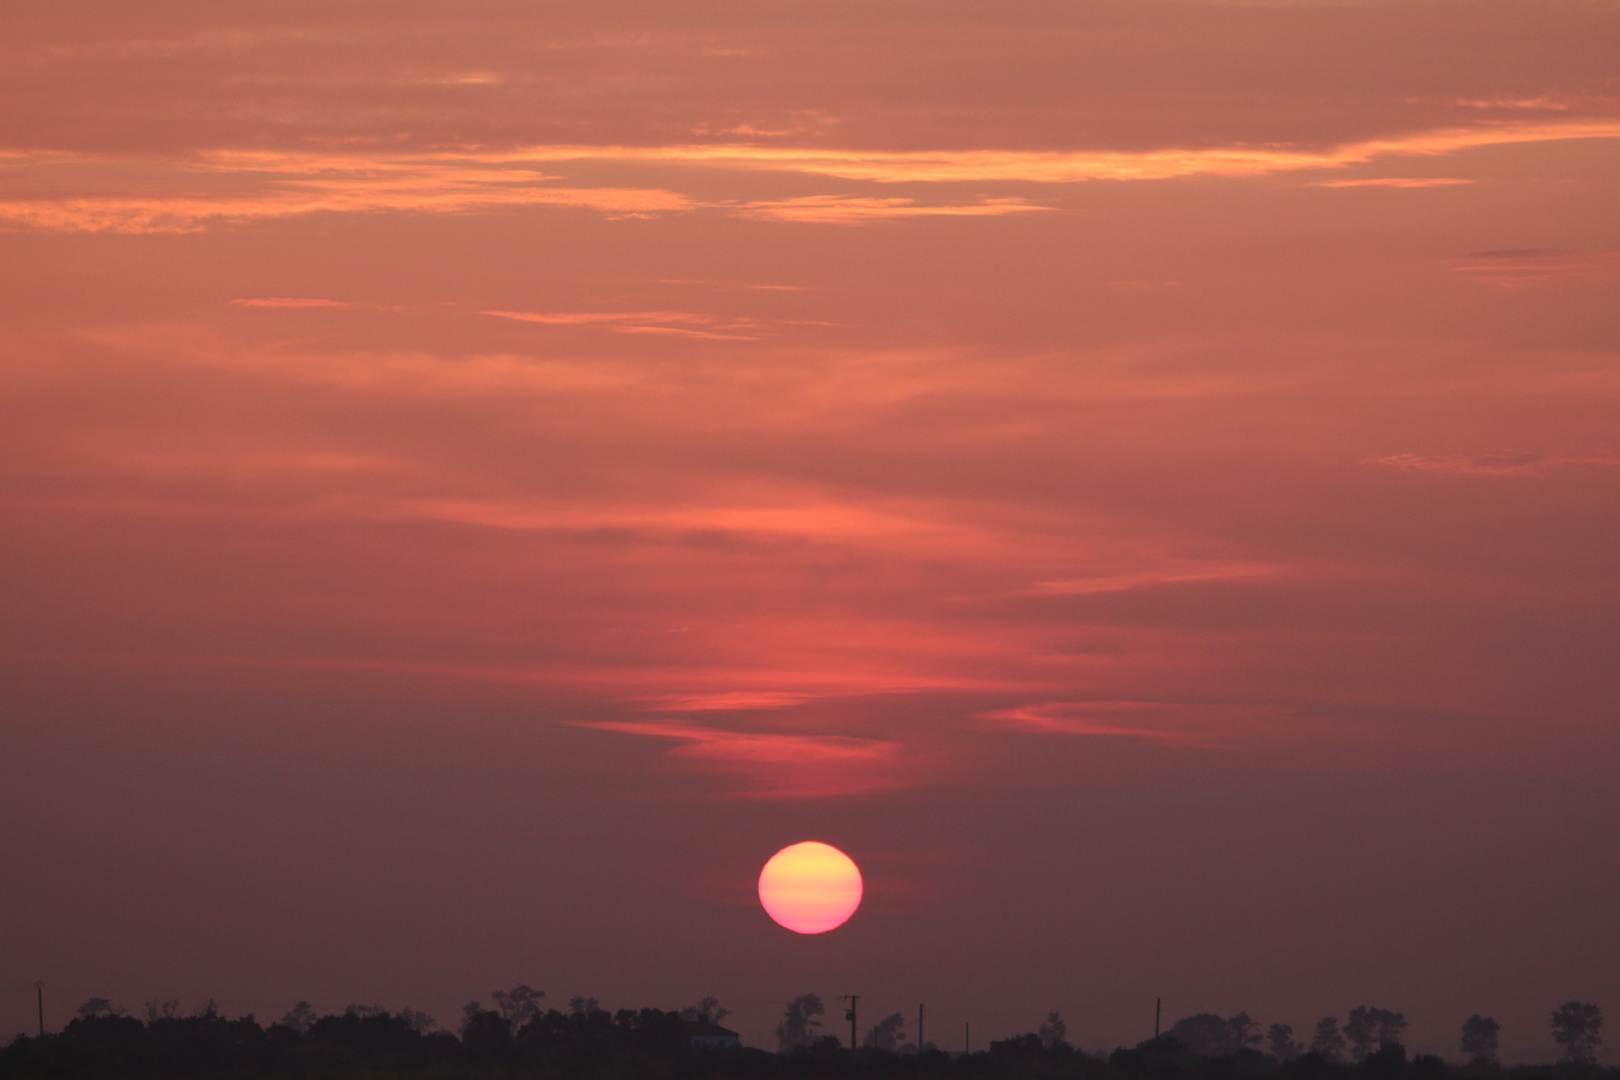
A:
[2,0,1618,1061]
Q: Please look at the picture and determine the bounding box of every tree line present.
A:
[0,988,1605,1080]
[1158,1003,1601,1068]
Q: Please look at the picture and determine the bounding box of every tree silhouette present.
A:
[1461,1015,1500,1065]
[990,1034,1046,1058]
[278,1001,316,1035]
[144,999,180,1023]
[492,986,545,1028]
[18,986,1602,1079]
[1345,1007,1407,1060]
[864,1013,906,1051]
[1310,1017,1346,1062]
[1551,1001,1602,1065]
[1268,1022,1303,1061]
[681,997,731,1024]
[1165,1015,1224,1055]
[397,1008,437,1034]
[1376,1011,1409,1050]
[1344,1008,1375,1058]
[1165,1013,1261,1056]
[1229,1013,1262,1051]
[459,1002,513,1059]
[1360,1043,1408,1079]
[776,994,825,1052]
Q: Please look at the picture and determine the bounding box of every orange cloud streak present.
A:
[733,195,1049,223]
[480,120,1620,182]
[3,119,1616,232]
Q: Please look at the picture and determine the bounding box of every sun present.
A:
[757,841,863,933]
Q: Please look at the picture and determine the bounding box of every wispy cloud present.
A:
[480,310,713,325]
[231,297,359,308]
[3,119,1616,232]
[390,496,980,548]
[643,691,816,712]
[1364,450,1620,477]
[984,700,1325,750]
[485,119,1620,182]
[1313,177,1474,188]
[644,278,812,292]
[733,195,1048,223]
[1448,96,1574,112]
[575,720,905,797]
[0,153,692,232]
[118,449,401,478]
[1024,560,1287,596]
[1443,248,1620,287]
[481,309,762,339]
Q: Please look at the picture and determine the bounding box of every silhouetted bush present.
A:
[1283,1052,1342,1080]
[993,1035,1049,1058]
[1412,1055,1447,1080]
[1357,1044,1407,1080]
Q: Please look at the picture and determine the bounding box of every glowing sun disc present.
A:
[758,841,863,934]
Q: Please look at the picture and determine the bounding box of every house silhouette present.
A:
[684,1018,741,1050]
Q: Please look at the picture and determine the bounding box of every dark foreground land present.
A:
[0,1008,1609,1080]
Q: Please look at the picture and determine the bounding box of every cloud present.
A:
[1364,450,1620,477]
[1442,248,1620,287]
[1448,96,1573,112]
[983,700,1320,750]
[117,449,401,478]
[390,497,970,546]
[643,691,816,712]
[1313,178,1474,188]
[3,119,1616,232]
[0,152,693,233]
[231,297,358,308]
[485,119,1620,183]
[480,310,712,325]
[1024,560,1287,596]
[643,278,813,292]
[732,195,1049,223]
[574,720,905,797]
[481,309,762,340]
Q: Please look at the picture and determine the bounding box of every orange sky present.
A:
[2,0,1618,1060]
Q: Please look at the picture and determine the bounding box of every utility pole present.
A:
[1155,998,1161,1039]
[965,1021,971,1054]
[35,981,45,1036]
[918,1003,925,1052]
[841,995,859,1050]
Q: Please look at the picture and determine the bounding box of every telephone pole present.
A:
[965,1021,971,1054]
[35,981,45,1036]
[918,1003,925,1052]
[841,995,859,1050]
[1155,998,1161,1039]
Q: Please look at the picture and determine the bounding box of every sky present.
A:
[2,0,1619,1063]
